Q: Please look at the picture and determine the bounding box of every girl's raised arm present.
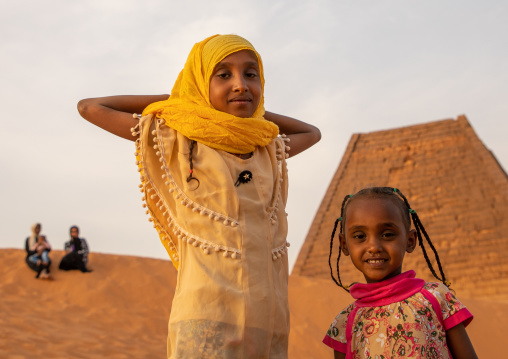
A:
[77,95,169,141]
[446,323,478,359]
[264,111,321,158]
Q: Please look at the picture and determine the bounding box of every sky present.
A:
[1,0,507,272]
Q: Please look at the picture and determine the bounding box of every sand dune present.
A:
[1,249,176,358]
[1,249,504,358]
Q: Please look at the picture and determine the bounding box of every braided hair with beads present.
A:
[186,140,200,188]
[328,187,449,292]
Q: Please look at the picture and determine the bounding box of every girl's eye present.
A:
[382,232,396,239]
[216,72,230,79]
[352,233,365,241]
[245,71,258,78]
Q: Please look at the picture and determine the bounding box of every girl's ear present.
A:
[406,229,417,253]
[339,233,349,256]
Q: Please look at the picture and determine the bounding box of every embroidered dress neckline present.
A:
[220,148,255,162]
[350,270,425,307]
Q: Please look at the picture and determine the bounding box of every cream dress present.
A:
[134,115,291,358]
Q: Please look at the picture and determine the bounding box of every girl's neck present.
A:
[229,152,253,159]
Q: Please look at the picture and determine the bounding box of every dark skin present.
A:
[77,95,168,141]
[330,198,478,359]
[77,95,321,158]
[446,323,478,359]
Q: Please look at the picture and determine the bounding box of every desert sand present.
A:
[1,249,504,358]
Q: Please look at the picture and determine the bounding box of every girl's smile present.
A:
[209,50,261,118]
[340,197,417,283]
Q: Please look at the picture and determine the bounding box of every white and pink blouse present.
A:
[323,271,473,358]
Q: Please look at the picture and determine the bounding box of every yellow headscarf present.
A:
[142,34,279,154]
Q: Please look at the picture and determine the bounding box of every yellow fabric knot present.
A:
[142,34,279,154]
[444,280,452,288]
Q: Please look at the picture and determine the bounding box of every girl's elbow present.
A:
[311,126,321,144]
[77,99,90,118]
[315,127,322,142]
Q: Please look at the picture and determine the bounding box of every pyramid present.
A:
[293,115,508,301]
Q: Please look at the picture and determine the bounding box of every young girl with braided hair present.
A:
[78,34,320,358]
[323,187,478,359]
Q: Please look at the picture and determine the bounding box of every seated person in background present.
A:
[25,223,52,279]
[58,225,92,273]
[29,235,52,279]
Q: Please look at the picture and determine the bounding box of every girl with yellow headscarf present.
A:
[78,34,320,358]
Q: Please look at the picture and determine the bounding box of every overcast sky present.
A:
[1,0,507,271]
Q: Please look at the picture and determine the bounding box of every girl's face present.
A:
[209,50,261,118]
[340,197,417,284]
[34,224,41,235]
[70,227,79,238]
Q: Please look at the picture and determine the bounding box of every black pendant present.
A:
[235,170,253,187]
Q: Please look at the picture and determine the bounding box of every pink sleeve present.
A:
[322,335,347,353]
[443,307,473,330]
[322,303,354,353]
[424,283,473,330]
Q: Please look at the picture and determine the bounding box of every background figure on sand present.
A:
[24,223,52,279]
[59,226,92,273]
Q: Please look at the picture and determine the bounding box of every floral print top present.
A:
[323,271,473,359]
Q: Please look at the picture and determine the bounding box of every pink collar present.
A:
[350,270,425,307]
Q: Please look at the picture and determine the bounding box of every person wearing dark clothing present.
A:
[58,225,92,272]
